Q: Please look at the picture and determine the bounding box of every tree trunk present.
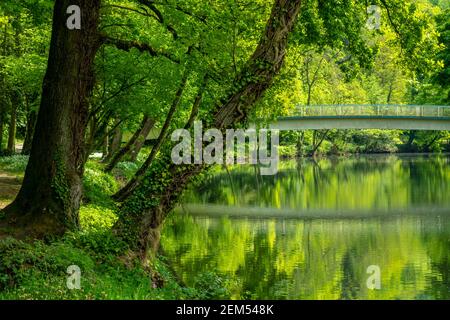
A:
[103,120,123,163]
[7,92,18,155]
[0,24,8,155]
[22,110,37,155]
[84,115,98,162]
[310,130,329,157]
[405,130,417,152]
[2,0,102,237]
[102,129,109,158]
[104,115,154,172]
[114,0,303,262]
[22,97,37,155]
[0,111,3,155]
[0,96,8,155]
[113,70,189,201]
[129,117,155,162]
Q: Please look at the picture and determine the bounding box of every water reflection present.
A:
[162,155,450,299]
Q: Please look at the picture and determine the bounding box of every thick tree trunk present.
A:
[114,0,303,262]
[2,0,102,237]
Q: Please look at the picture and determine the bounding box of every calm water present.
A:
[161,155,450,299]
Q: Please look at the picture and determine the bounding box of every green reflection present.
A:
[162,155,450,300]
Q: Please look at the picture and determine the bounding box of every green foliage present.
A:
[0,237,95,292]
[79,205,117,232]
[0,155,28,173]
[1,0,450,301]
[115,161,140,180]
[0,160,205,300]
[0,236,194,299]
[83,164,119,205]
[192,272,231,300]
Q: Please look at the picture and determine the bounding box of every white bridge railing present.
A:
[293,104,450,118]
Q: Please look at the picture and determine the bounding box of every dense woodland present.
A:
[0,0,449,299]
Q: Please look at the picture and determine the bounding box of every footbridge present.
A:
[270,104,450,131]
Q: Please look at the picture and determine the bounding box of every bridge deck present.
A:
[271,105,450,131]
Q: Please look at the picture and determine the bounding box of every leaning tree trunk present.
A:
[2,0,102,237]
[129,117,155,162]
[114,0,303,262]
[104,115,154,172]
[113,71,189,201]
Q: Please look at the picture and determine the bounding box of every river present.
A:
[161,154,450,299]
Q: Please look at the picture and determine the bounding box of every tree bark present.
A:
[114,0,303,262]
[2,0,102,237]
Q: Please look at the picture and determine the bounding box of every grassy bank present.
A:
[0,156,229,300]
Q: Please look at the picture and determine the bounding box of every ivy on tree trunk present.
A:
[113,0,304,263]
[1,0,102,237]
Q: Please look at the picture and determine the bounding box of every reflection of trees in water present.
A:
[421,218,450,299]
[184,155,450,210]
[340,250,360,300]
[162,215,449,299]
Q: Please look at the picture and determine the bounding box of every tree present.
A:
[113,0,304,262]
[104,115,155,172]
[1,0,102,236]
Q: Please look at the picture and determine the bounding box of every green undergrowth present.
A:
[0,155,29,176]
[0,158,229,300]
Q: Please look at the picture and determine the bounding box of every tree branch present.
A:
[101,35,180,64]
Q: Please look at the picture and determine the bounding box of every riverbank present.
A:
[0,156,230,300]
[1,154,449,299]
[278,143,450,159]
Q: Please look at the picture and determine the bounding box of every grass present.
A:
[0,155,28,176]
[0,155,229,300]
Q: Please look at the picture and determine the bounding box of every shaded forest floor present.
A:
[0,155,225,300]
[0,173,21,209]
